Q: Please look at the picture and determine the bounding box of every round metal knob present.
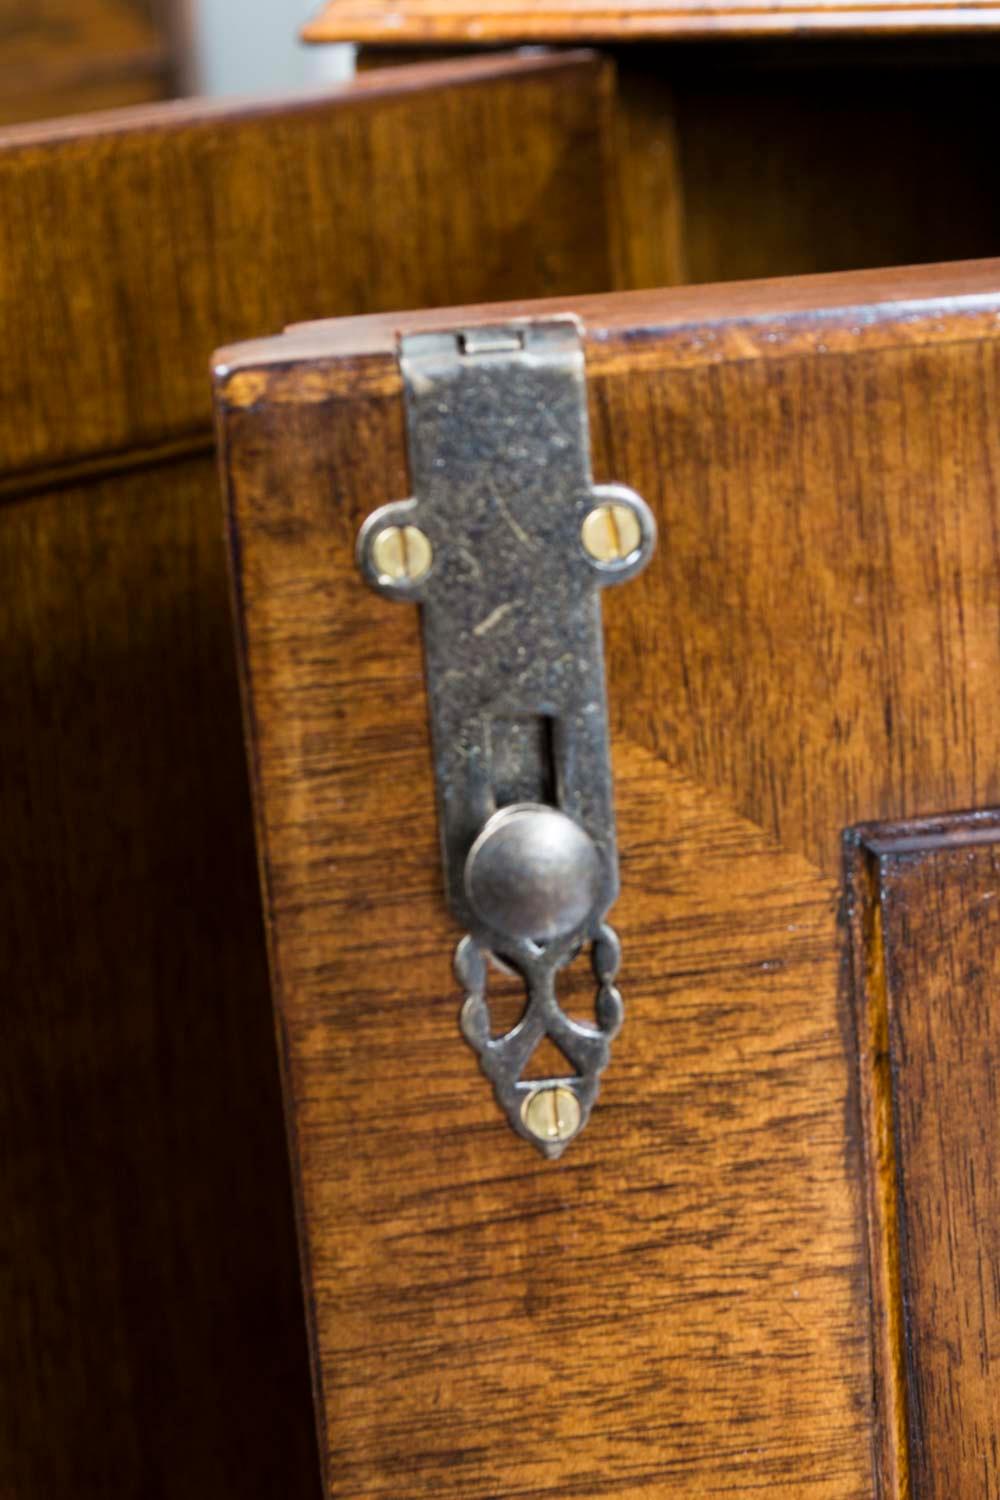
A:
[464,803,601,945]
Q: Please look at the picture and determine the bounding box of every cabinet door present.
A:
[216,258,1000,1499]
[0,52,615,1500]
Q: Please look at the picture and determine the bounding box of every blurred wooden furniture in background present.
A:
[307,0,1000,39]
[0,0,185,124]
[307,2,1000,290]
[0,52,617,1498]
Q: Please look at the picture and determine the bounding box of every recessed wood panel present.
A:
[848,811,1000,1500]
[669,44,1000,285]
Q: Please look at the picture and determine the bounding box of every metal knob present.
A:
[358,319,654,1154]
[464,803,601,945]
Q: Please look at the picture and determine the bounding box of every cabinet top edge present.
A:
[0,48,597,149]
[214,258,1000,400]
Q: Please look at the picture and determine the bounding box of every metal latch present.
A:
[357,318,655,1158]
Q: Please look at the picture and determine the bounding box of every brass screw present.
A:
[581,502,642,564]
[371,524,433,584]
[521,1084,581,1144]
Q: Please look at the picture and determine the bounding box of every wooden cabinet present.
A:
[307,4,1000,294]
[849,811,1000,1500]
[0,0,181,125]
[6,18,1000,1496]
[217,260,1000,1497]
[0,53,618,1500]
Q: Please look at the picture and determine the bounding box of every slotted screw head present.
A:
[371,524,432,584]
[521,1084,582,1144]
[581,502,642,564]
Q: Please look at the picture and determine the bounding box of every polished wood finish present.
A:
[307,0,1000,39]
[0,456,318,1500]
[0,0,175,125]
[665,43,1000,286]
[607,63,687,289]
[0,54,617,1498]
[219,256,1000,1496]
[0,50,614,480]
[849,810,1000,1500]
[350,41,1000,291]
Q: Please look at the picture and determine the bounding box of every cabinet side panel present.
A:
[0,51,614,477]
[881,834,1000,1498]
[0,54,616,1494]
[0,458,320,1499]
[218,346,876,1498]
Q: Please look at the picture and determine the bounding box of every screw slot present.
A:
[581,502,642,565]
[521,1084,582,1144]
[371,524,432,585]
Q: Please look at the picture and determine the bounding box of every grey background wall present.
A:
[188,0,353,95]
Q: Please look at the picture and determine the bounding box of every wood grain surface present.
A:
[663,42,1000,286]
[0,55,617,1499]
[226,256,1000,874]
[0,49,614,480]
[606,62,687,290]
[848,811,1000,1500]
[0,0,174,125]
[354,41,1000,293]
[306,0,1000,41]
[216,256,1000,1496]
[0,455,319,1500]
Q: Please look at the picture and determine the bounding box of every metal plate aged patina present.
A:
[357,319,655,1155]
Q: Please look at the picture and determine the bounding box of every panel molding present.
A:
[846,808,1000,1500]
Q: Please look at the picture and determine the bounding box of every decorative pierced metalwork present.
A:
[457,924,623,1158]
[357,318,655,1156]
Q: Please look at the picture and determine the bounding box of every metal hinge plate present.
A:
[357,317,655,1157]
